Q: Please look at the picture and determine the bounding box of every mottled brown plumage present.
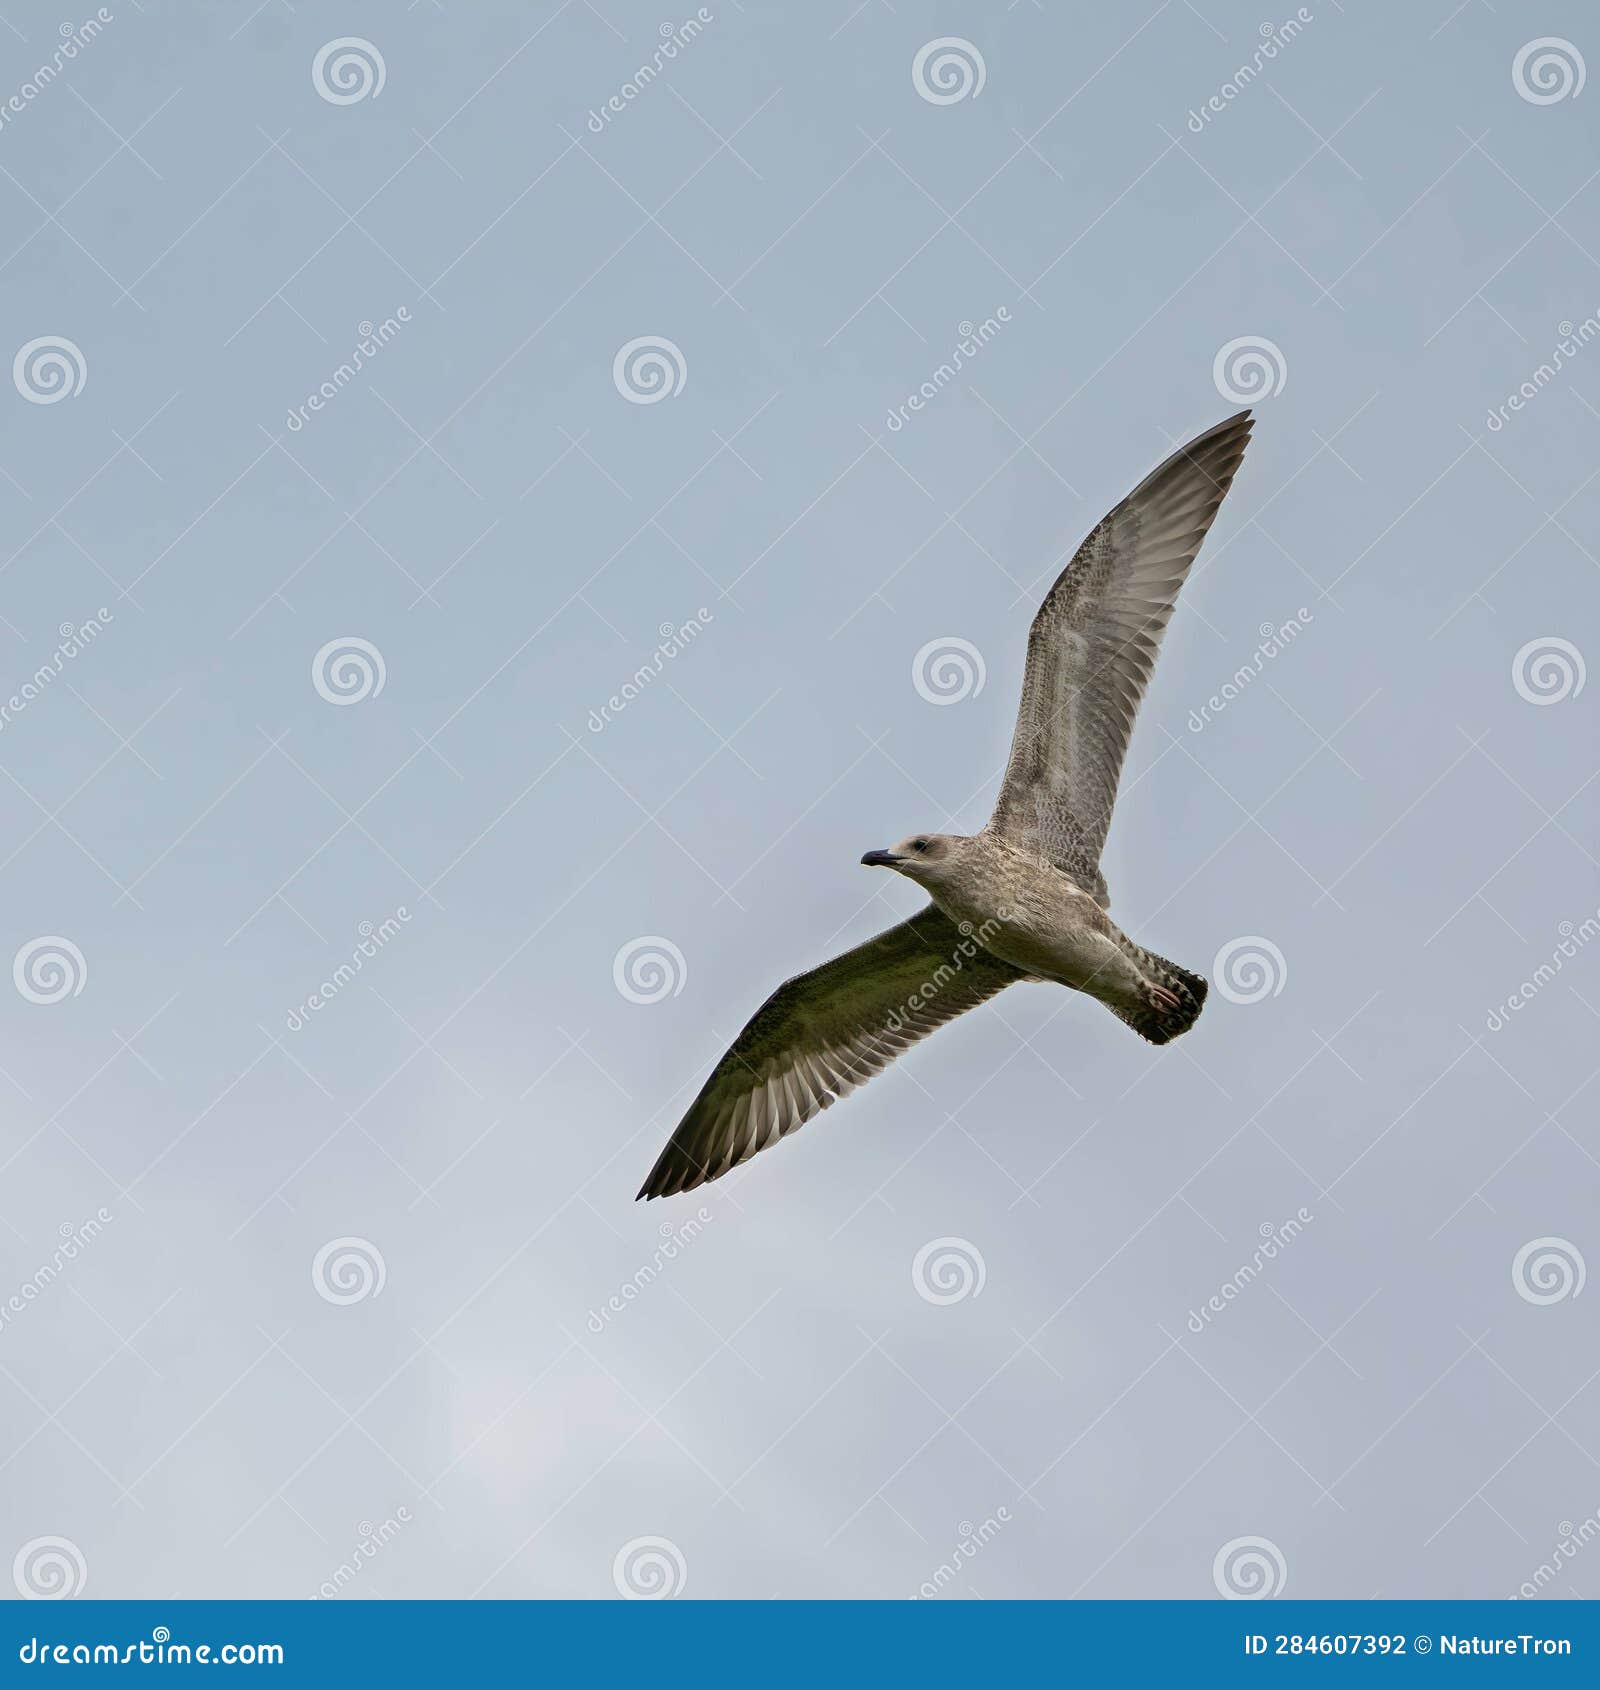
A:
[991,410,1255,897]
[637,908,1022,1200]
[639,412,1252,1200]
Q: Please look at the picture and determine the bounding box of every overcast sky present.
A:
[0,0,1596,1602]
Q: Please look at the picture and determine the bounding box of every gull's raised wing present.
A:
[989,411,1253,898]
[637,906,1023,1199]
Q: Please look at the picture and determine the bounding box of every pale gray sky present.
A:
[0,0,1596,1603]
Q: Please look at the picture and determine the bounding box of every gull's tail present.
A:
[1110,944,1208,1045]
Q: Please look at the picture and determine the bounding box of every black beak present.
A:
[860,849,900,867]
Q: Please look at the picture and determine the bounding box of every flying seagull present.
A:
[639,411,1253,1200]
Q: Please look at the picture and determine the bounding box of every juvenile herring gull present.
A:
[639,411,1253,1200]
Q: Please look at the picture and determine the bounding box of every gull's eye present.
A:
[912,838,930,853]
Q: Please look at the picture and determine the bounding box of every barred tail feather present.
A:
[1111,946,1208,1045]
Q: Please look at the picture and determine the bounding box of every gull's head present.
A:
[860,832,969,889]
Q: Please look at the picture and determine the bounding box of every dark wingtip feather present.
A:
[1122,410,1255,512]
[635,1151,670,1201]
[636,1142,709,1201]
